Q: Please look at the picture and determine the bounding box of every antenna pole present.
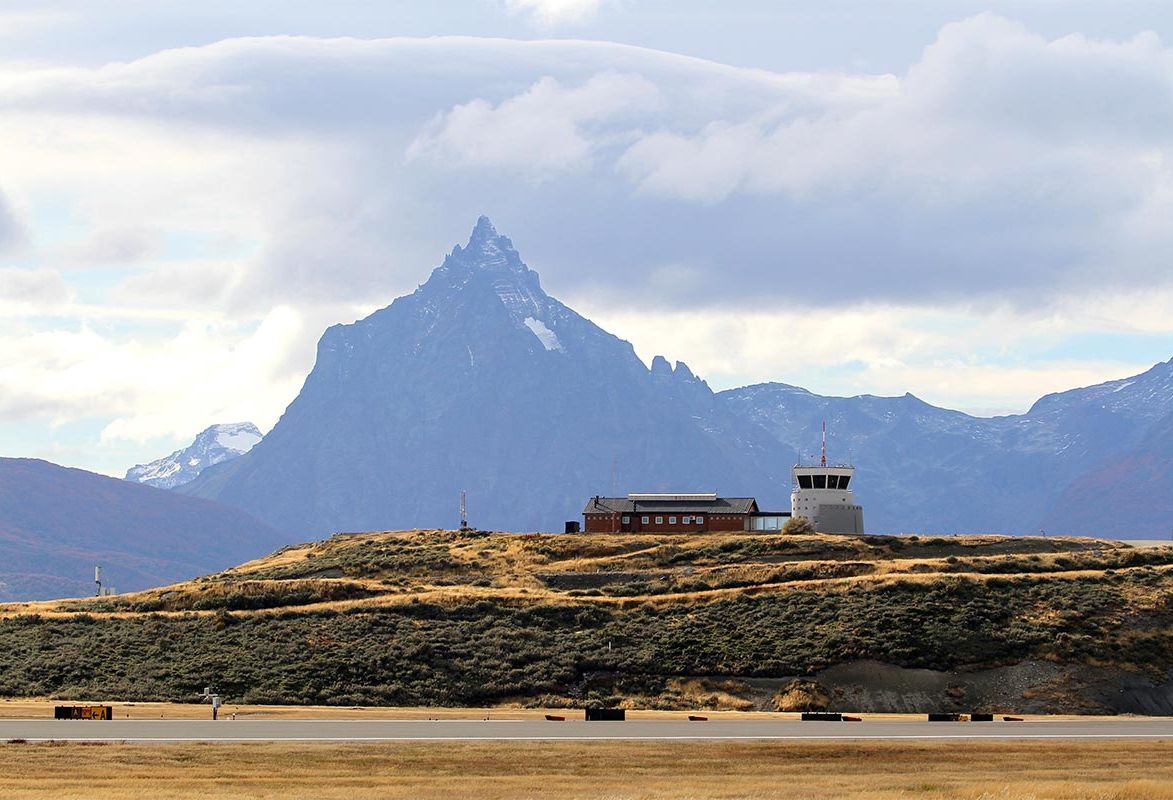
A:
[459,490,468,530]
[821,420,827,467]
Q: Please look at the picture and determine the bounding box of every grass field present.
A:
[1,739,1171,799]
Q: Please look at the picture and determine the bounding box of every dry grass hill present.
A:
[2,529,1172,713]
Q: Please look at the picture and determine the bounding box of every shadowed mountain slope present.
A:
[0,458,288,600]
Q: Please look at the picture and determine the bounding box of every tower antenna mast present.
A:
[821,420,827,467]
[459,490,468,530]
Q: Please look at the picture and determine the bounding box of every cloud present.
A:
[0,189,25,252]
[1,24,1169,313]
[2,19,1173,473]
[503,0,604,27]
[407,72,659,175]
[50,227,160,268]
[582,290,1173,415]
[0,268,72,309]
[0,306,315,439]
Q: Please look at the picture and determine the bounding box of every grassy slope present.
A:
[1,530,1172,709]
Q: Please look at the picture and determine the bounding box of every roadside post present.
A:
[201,686,222,720]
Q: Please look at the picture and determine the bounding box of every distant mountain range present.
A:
[0,458,287,601]
[126,422,261,489]
[170,217,1173,539]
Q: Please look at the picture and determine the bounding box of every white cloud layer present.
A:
[2,16,1173,471]
[0,268,72,309]
[0,306,321,441]
[408,72,659,175]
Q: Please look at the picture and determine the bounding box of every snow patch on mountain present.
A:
[126,422,262,490]
[524,317,563,351]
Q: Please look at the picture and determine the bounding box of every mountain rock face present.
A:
[0,458,288,600]
[181,218,794,535]
[126,422,262,489]
[181,217,1173,539]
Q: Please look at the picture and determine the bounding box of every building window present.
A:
[668,516,677,524]
[621,515,630,524]
[642,516,649,524]
[682,516,691,524]
[696,516,704,525]
[655,516,664,524]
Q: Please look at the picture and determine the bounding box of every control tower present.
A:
[791,422,865,534]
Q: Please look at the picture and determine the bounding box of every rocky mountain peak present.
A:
[445,215,527,274]
[417,217,547,322]
[126,422,262,490]
[468,214,499,244]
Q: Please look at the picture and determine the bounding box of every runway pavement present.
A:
[3,717,1173,742]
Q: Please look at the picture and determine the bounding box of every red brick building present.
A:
[582,493,777,533]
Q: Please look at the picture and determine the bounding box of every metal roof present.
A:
[582,496,759,515]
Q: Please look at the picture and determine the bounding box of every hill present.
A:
[0,458,289,600]
[3,528,1173,713]
[167,216,1173,538]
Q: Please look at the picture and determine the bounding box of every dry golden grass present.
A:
[5,529,1168,623]
[0,739,1171,799]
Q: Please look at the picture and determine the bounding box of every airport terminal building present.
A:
[581,494,785,533]
[582,457,865,535]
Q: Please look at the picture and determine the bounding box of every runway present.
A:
[4,717,1173,742]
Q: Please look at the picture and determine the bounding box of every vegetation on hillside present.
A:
[1,529,1171,710]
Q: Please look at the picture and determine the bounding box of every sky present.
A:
[2,0,1173,475]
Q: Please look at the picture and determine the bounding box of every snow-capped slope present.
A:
[126,422,262,490]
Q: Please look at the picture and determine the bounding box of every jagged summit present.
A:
[420,217,544,317]
[441,215,528,275]
[468,214,499,244]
